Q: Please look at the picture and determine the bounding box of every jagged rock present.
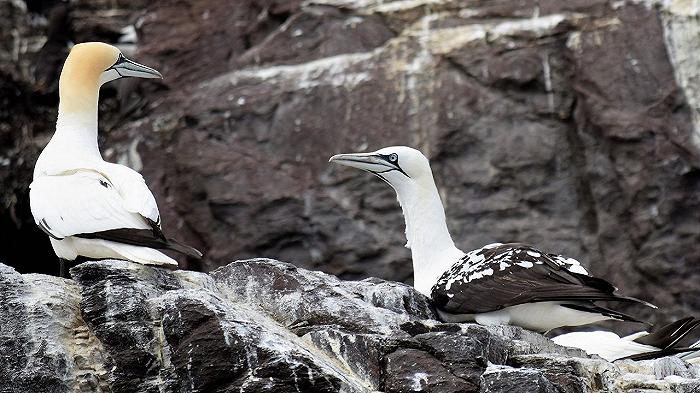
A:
[480,365,560,393]
[1,258,698,392]
[212,259,433,335]
[0,263,109,392]
[385,348,477,393]
[70,260,368,393]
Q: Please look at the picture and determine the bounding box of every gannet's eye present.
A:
[389,153,398,162]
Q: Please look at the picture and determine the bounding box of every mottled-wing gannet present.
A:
[329,146,654,332]
[553,317,700,361]
[30,42,202,272]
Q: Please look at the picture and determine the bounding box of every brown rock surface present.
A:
[1,0,699,330]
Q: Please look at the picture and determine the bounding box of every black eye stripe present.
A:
[376,153,410,178]
[106,54,126,71]
[378,153,398,164]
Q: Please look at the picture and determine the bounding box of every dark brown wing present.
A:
[431,243,651,314]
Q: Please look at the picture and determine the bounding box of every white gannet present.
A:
[30,42,202,272]
[552,317,700,361]
[329,146,654,332]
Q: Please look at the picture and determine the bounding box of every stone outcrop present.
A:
[1,259,699,392]
[2,0,700,333]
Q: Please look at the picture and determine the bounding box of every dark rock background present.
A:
[1,0,699,331]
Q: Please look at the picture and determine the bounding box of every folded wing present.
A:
[431,243,652,314]
[30,169,149,239]
[30,168,202,259]
[101,162,161,225]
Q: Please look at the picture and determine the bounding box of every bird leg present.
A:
[58,258,73,278]
[59,259,66,278]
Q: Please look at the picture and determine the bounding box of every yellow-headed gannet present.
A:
[30,42,202,272]
[553,317,700,361]
[329,146,654,332]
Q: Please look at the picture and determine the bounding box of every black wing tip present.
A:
[634,317,700,349]
[166,238,203,259]
[75,228,204,259]
[621,347,699,361]
[145,218,202,259]
[607,294,657,309]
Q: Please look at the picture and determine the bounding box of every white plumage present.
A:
[31,168,155,236]
[31,42,200,269]
[553,331,663,361]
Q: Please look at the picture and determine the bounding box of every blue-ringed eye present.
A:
[389,153,398,162]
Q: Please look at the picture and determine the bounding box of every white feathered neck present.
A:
[392,172,465,296]
[34,59,104,178]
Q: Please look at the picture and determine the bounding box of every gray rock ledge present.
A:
[0,259,698,392]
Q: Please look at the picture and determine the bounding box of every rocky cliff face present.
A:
[1,259,698,393]
[1,0,700,331]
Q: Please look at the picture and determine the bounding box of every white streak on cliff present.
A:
[202,52,374,92]
[542,53,555,113]
[422,13,571,56]
[660,0,700,150]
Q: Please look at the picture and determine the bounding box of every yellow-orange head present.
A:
[58,42,161,113]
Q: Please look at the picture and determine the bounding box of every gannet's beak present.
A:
[100,53,162,85]
[329,152,396,173]
[110,54,162,79]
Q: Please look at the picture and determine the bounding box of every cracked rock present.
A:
[1,259,698,392]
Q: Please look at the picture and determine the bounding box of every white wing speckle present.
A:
[434,243,591,291]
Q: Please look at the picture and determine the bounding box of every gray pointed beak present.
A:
[329,152,392,173]
[99,54,162,86]
[113,56,163,79]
